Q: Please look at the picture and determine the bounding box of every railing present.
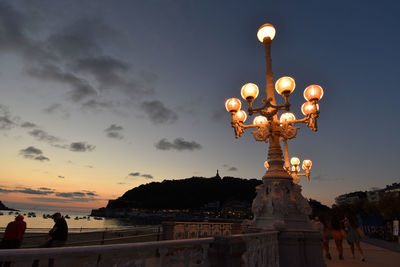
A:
[163,221,246,240]
[17,226,162,248]
[0,238,214,267]
[0,231,279,267]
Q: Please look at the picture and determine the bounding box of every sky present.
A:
[0,0,399,212]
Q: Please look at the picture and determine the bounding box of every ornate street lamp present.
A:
[225,23,324,230]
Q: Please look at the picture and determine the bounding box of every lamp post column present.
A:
[262,37,276,107]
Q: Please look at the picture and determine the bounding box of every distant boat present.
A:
[8,211,13,215]
[74,216,79,220]
[93,217,103,220]
[65,215,70,219]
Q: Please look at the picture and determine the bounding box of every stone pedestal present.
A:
[249,171,326,266]
[278,230,326,267]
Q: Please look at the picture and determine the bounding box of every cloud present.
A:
[128,172,154,179]
[20,146,42,155]
[0,184,100,202]
[20,122,37,128]
[19,188,54,195]
[141,100,178,125]
[28,129,61,143]
[69,142,95,152]
[105,124,123,131]
[154,138,202,151]
[29,197,97,203]
[0,104,16,130]
[106,132,123,139]
[104,124,124,139]
[0,187,54,195]
[223,164,238,172]
[56,192,84,198]
[84,191,97,196]
[34,155,50,162]
[43,103,70,118]
[39,187,53,191]
[27,64,98,102]
[19,146,50,161]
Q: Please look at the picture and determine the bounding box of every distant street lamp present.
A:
[225,23,324,230]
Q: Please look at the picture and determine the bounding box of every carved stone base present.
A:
[248,172,326,267]
[250,174,312,231]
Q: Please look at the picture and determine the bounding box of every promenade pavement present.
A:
[325,239,400,267]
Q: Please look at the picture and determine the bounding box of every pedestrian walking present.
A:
[312,216,332,260]
[331,216,344,260]
[321,219,333,260]
[344,215,365,261]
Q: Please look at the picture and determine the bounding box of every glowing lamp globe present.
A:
[280,112,296,124]
[234,110,247,122]
[225,98,241,113]
[290,157,300,166]
[301,101,319,116]
[304,85,324,101]
[275,76,296,96]
[264,161,269,169]
[292,166,300,172]
[241,83,259,100]
[302,159,312,170]
[253,115,268,125]
[257,23,276,42]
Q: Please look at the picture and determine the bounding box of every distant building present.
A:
[384,183,400,195]
[367,190,382,202]
[335,191,367,205]
[335,182,400,205]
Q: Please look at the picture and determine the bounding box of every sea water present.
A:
[0,209,136,233]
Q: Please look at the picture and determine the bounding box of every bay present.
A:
[0,208,136,233]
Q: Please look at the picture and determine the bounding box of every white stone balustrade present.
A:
[0,231,279,267]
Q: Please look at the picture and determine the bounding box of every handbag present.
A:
[357,227,365,238]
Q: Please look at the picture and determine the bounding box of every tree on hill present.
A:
[106,176,262,210]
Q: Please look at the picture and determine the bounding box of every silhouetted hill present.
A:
[0,201,17,211]
[105,176,262,210]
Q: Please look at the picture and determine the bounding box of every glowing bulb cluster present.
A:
[253,115,268,125]
[241,83,259,100]
[304,85,324,101]
[275,76,295,96]
[280,112,296,124]
[257,24,276,42]
[234,110,247,122]
[225,98,241,113]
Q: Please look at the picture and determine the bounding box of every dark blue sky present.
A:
[0,0,399,208]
